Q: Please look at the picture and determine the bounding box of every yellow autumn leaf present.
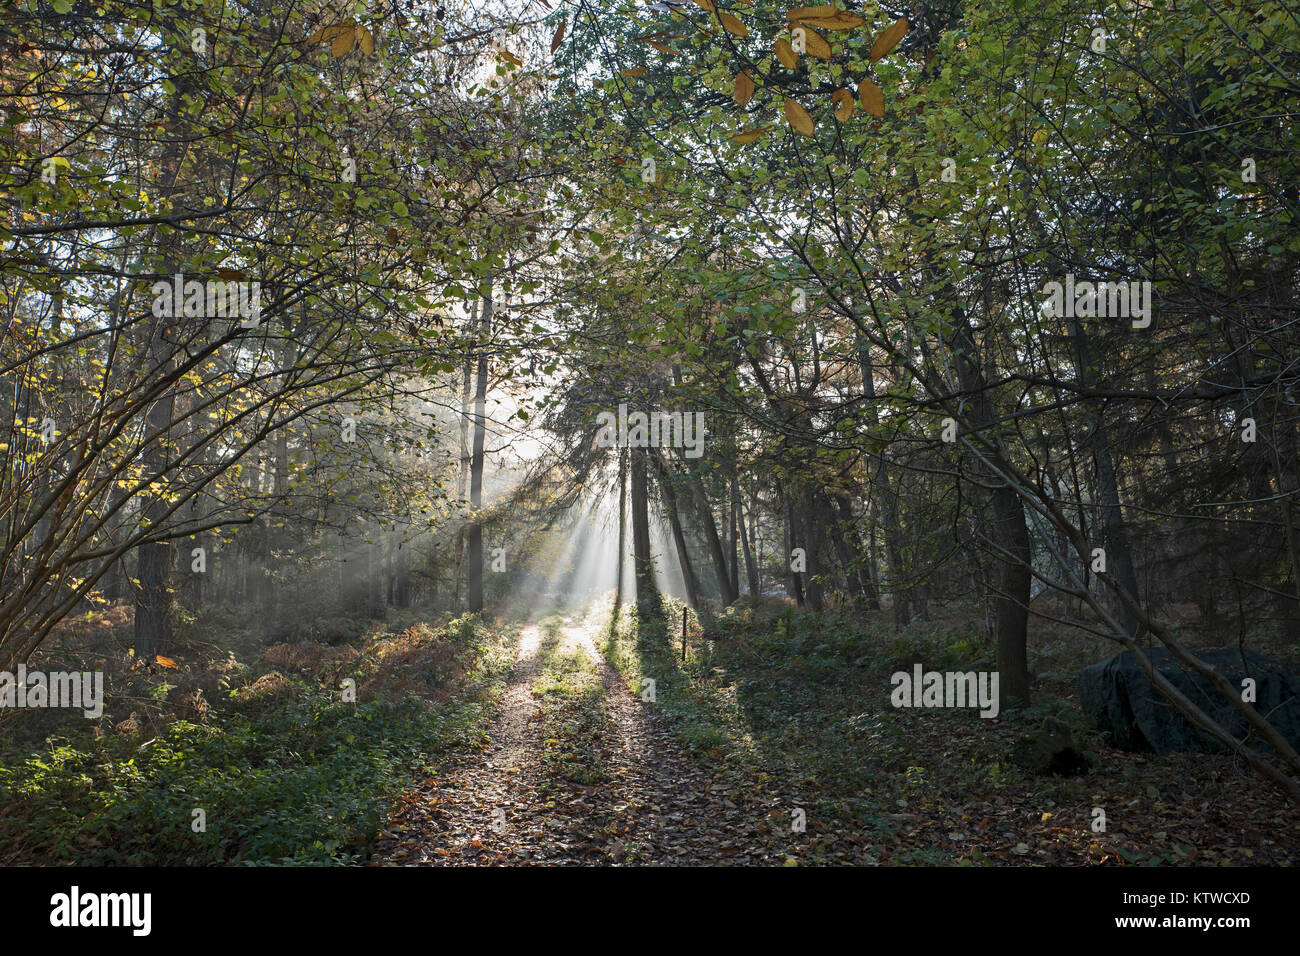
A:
[783,97,814,136]
[869,17,908,62]
[358,26,375,56]
[731,127,767,144]
[647,40,676,54]
[551,20,566,54]
[859,77,884,117]
[621,67,648,77]
[774,37,798,68]
[693,0,715,9]
[832,88,854,122]
[719,11,748,37]
[733,71,755,107]
[155,655,178,669]
[331,25,355,57]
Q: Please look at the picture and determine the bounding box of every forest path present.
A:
[372,614,789,865]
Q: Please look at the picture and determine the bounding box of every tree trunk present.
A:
[684,466,737,604]
[651,451,699,608]
[1070,316,1143,636]
[739,494,760,597]
[992,484,1033,704]
[630,448,658,614]
[615,448,627,608]
[801,487,825,612]
[785,490,805,606]
[728,465,741,599]
[467,293,491,614]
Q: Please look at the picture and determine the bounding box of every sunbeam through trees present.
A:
[0,0,1298,930]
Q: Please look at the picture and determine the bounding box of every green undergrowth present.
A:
[0,613,515,866]
[601,598,1097,863]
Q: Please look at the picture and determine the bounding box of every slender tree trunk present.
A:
[945,301,1032,704]
[684,467,737,604]
[739,494,760,597]
[452,297,477,611]
[728,465,741,599]
[467,294,490,614]
[991,485,1033,702]
[1070,316,1142,636]
[630,448,658,615]
[785,490,805,606]
[615,448,627,608]
[835,495,879,609]
[651,451,699,608]
[801,487,825,612]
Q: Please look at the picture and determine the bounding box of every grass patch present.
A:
[532,620,613,787]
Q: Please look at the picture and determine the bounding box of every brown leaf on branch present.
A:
[774,37,798,68]
[832,88,854,122]
[331,26,356,58]
[814,13,867,29]
[783,97,814,136]
[551,21,566,54]
[797,26,832,59]
[305,22,352,45]
[859,78,884,117]
[733,71,755,107]
[718,12,748,38]
[790,9,865,30]
[786,4,836,17]
[869,17,908,62]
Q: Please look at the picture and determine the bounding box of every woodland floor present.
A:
[5,599,1295,866]
[372,617,795,864]
[371,602,1300,867]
